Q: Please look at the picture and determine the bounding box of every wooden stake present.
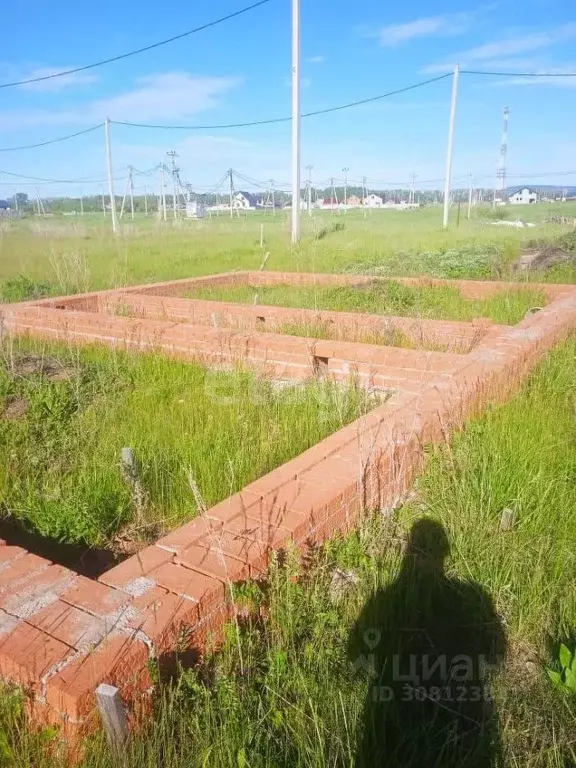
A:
[96,683,129,752]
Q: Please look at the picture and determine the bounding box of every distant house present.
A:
[347,195,362,208]
[321,197,339,209]
[0,200,9,210]
[509,187,538,205]
[363,193,383,208]
[233,192,258,210]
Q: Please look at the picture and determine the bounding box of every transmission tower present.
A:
[496,107,509,198]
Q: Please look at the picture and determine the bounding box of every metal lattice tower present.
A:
[497,106,509,195]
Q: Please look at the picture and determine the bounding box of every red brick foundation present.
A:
[0,271,575,746]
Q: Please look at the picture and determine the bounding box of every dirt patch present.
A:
[9,354,76,381]
[516,246,576,272]
[2,397,28,420]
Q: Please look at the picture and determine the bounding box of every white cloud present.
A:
[89,72,241,122]
[422,24,576,73]
[377,12,473,47]
[307,55,325,64]
[18,67,99,92]
[0,71,242,130]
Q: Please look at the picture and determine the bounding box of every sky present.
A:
[1,0,576,198]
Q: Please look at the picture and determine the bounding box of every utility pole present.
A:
[144,185,148,215]
[167,151,179,220]
[410,173,417,205]
[467,174,473,219]
[79,189,84,216]
[342,167,349,211]
[270,179,275,216]
[101,185,106,217]
[228,168,234,218]
[330,177,339,213]
[159,166,167,221]
[129,166,135,219]
[13,192,19,213]
[442,64,460,229]
[362,176,368,218]
[291,0,301,243]
[306,165,313,216]
[104,117,117,234]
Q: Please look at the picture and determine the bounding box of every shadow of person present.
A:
[348,519,507,768]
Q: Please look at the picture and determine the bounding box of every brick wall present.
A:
[0,271,574,750]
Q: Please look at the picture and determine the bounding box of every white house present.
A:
[363,193,383,208]
[509,187,538,205]
[232,192,258,210]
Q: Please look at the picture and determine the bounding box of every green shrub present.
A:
[0,275,53,303]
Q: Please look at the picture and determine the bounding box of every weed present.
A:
[0,275,53,303]
[547,644,576,695]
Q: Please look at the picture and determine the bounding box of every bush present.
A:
[0,275,53,303]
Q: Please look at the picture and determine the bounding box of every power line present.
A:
[0,169,122,184]
[462,69,576,77]
[0,124,103,153]
[112,73,452,130]
[0,0,274,90]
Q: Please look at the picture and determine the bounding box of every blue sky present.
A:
[1,0,576,197]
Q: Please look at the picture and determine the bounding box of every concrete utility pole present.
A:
[291,0,301,243]
[128,166,135,219]
[442,64,460,229]
[167,151,179,220]
[228,168,234,218]
[306,165,313,216]
[342,167,349,211]
[159,166,167,221]
[410,173,417,205]
[13,192,19,213]
[101,185,106,217]
[362,176,368,218]
[79,189,84,216]
[104,117,118,234]
[270,179,275,215]
[467,174,473,219]
[144,185,148,215]
[330,177,338,213]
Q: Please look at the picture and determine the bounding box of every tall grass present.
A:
[1,206,575,296]
[0,338,376,547]
[0,337,573,767]
[185,280,547,325]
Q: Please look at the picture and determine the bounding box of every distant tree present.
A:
[12,192,30,208]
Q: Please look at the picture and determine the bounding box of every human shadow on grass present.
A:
[348,519,507,768]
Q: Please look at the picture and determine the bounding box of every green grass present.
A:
[185,280,547,325]
[0,338,574,767]
[0,338,376,548]
[1,205,575,299]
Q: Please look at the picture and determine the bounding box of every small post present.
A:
[442,64,460,229]
[467,174,473,219]
[95,683,129,753]
[260,223,264,248]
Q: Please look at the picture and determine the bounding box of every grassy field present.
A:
[184,280,547,325]
[0,337,375,549]
[0,335,573,767]
[0,205,575,765]
[1,204,575,300]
